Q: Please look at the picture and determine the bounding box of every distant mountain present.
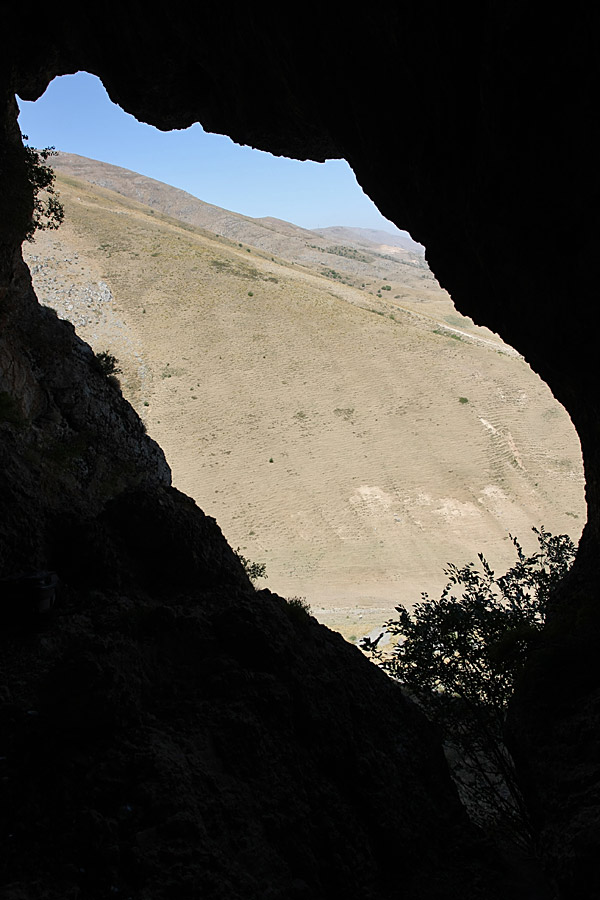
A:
[52,153,427,285]
[312,226,425,254]
[52,152,273,239]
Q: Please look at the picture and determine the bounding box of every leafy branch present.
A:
[362,527,576,847]
[22,134,64,242]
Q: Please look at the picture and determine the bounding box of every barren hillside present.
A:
[24,161,586,639]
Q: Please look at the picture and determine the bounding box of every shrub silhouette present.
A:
[235,548,267,583]
[22,135,64,241]
[95,351,122,377]
[362,527,576,846]
[285,595,312,623]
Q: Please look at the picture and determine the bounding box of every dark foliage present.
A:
[22,135,64,241]
[95,351,122,377]
[234,547,267,583]
[362,527,576,846]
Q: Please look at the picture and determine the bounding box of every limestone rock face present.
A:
[1,4,600,896]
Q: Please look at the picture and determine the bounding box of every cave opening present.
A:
[4,15,600,894]
[18,72,586,642]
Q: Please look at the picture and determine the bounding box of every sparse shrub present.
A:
[433,328,464,342]
[22,135,64,241]
[362,527,576,846]
[333,407,354,420]
[285,595,312,622]
[459,397,469,404]
[95,351,122,376]
[235,548,267,583]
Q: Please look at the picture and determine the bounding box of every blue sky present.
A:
[17,72,400,232]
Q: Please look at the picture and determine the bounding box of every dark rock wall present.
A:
[1,539,505,899]
[2,3,599,896]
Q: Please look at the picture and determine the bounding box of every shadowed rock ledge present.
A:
[1,500,504,898]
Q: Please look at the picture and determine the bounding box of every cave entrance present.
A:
[18,73,586,641]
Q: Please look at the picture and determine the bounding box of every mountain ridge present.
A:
[51,153,433,288]
[312,225,424,254]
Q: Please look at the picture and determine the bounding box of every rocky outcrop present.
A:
[0,247,170,575]
[2,4,600,896]
[1,503,509,898]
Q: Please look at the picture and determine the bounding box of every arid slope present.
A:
[24,163,585,638]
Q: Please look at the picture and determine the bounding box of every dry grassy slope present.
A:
[49,153,500,334]
[24,169,586,640]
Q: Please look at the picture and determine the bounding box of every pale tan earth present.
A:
[24,162,586,641]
